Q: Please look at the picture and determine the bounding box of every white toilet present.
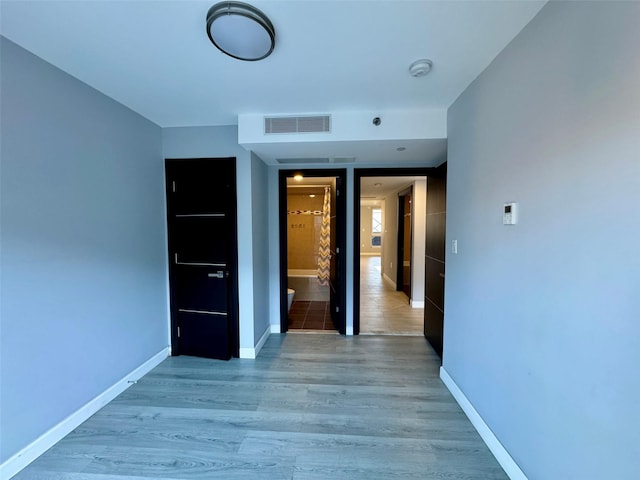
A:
[287,288,295,313]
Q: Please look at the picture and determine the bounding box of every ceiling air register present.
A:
[264,115,331,134]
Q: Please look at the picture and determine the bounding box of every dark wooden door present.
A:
[165,158,238,360]
[397,188,413,301]
[424,163,447,359]
[328,176,345,333]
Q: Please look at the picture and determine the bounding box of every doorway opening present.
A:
[279,169,347,334]
[354,168,434,335]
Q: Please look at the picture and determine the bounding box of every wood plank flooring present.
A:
[360,256,424,335]
[14,335,507,479]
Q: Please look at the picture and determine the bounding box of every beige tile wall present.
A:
[287,191,324,270]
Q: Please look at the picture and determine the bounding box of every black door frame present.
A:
[165,157,240,358]
[279,169,347,334]
[353,167,436,335]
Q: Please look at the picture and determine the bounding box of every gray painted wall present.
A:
[161,126,269,351]
[250,152,270,343]
[0,38,168,462]
[444,2,640,479]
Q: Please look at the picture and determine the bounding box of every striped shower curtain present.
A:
[317,186,331,286]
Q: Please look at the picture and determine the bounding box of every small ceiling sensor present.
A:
[373,183,382,188]
[372,117,381,126]
[409,59,433,77]
[396,147,406,152]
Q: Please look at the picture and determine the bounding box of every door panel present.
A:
[172,216,228,265]
[424,301,444,357]
[397,188,413,300]
[175,265,228,313]
[329,178,340,331]
[177,311,231,360]
[424,163,446,360]
[166,158,238,360]
[402,194,412,298]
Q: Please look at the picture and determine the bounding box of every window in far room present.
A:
[371,208,382,247]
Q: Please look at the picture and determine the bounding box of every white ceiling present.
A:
[0,0,546,164]
[361,176,424,201]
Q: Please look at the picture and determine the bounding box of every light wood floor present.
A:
[15,335,507,479]
[360,256,424,335]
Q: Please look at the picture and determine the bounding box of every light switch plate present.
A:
[503,202,518,225]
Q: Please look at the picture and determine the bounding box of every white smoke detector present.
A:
[409,59,433,77]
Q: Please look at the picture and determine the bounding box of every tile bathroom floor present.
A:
[288,300,337,331]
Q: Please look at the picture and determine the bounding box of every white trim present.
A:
[411,300,424,308]
[439,367,528,480]
[0,347,170,480]
[239,327,271,359]
[270,324,281,334]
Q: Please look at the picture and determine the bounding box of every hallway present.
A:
[359,256,424,335]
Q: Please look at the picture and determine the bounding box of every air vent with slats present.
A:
[265,115,331,134]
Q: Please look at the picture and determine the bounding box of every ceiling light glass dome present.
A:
[206,2,275,61]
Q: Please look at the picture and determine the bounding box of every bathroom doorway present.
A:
[279,169,347,334]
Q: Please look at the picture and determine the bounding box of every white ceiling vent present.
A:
[276,156,355,164]
[265,115,331,134]
[276,158,330,164]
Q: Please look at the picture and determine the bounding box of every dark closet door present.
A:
[165,158,239,360]
[424,163,447,359]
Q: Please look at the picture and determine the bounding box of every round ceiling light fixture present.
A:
[206,1,275,61]
[409,59,433,77]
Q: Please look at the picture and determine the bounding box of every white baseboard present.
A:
[382,273,396,289]
[411,300,424,308]
[0,347,170,480]
[439,367,527,480]
[239,327,271,359]
[270,324,281,334]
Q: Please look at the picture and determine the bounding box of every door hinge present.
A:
[336,306,339,313]
[336,247,339,254]
[172,181,176,193]
[177,326,181,338]
[337,189,340,196]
